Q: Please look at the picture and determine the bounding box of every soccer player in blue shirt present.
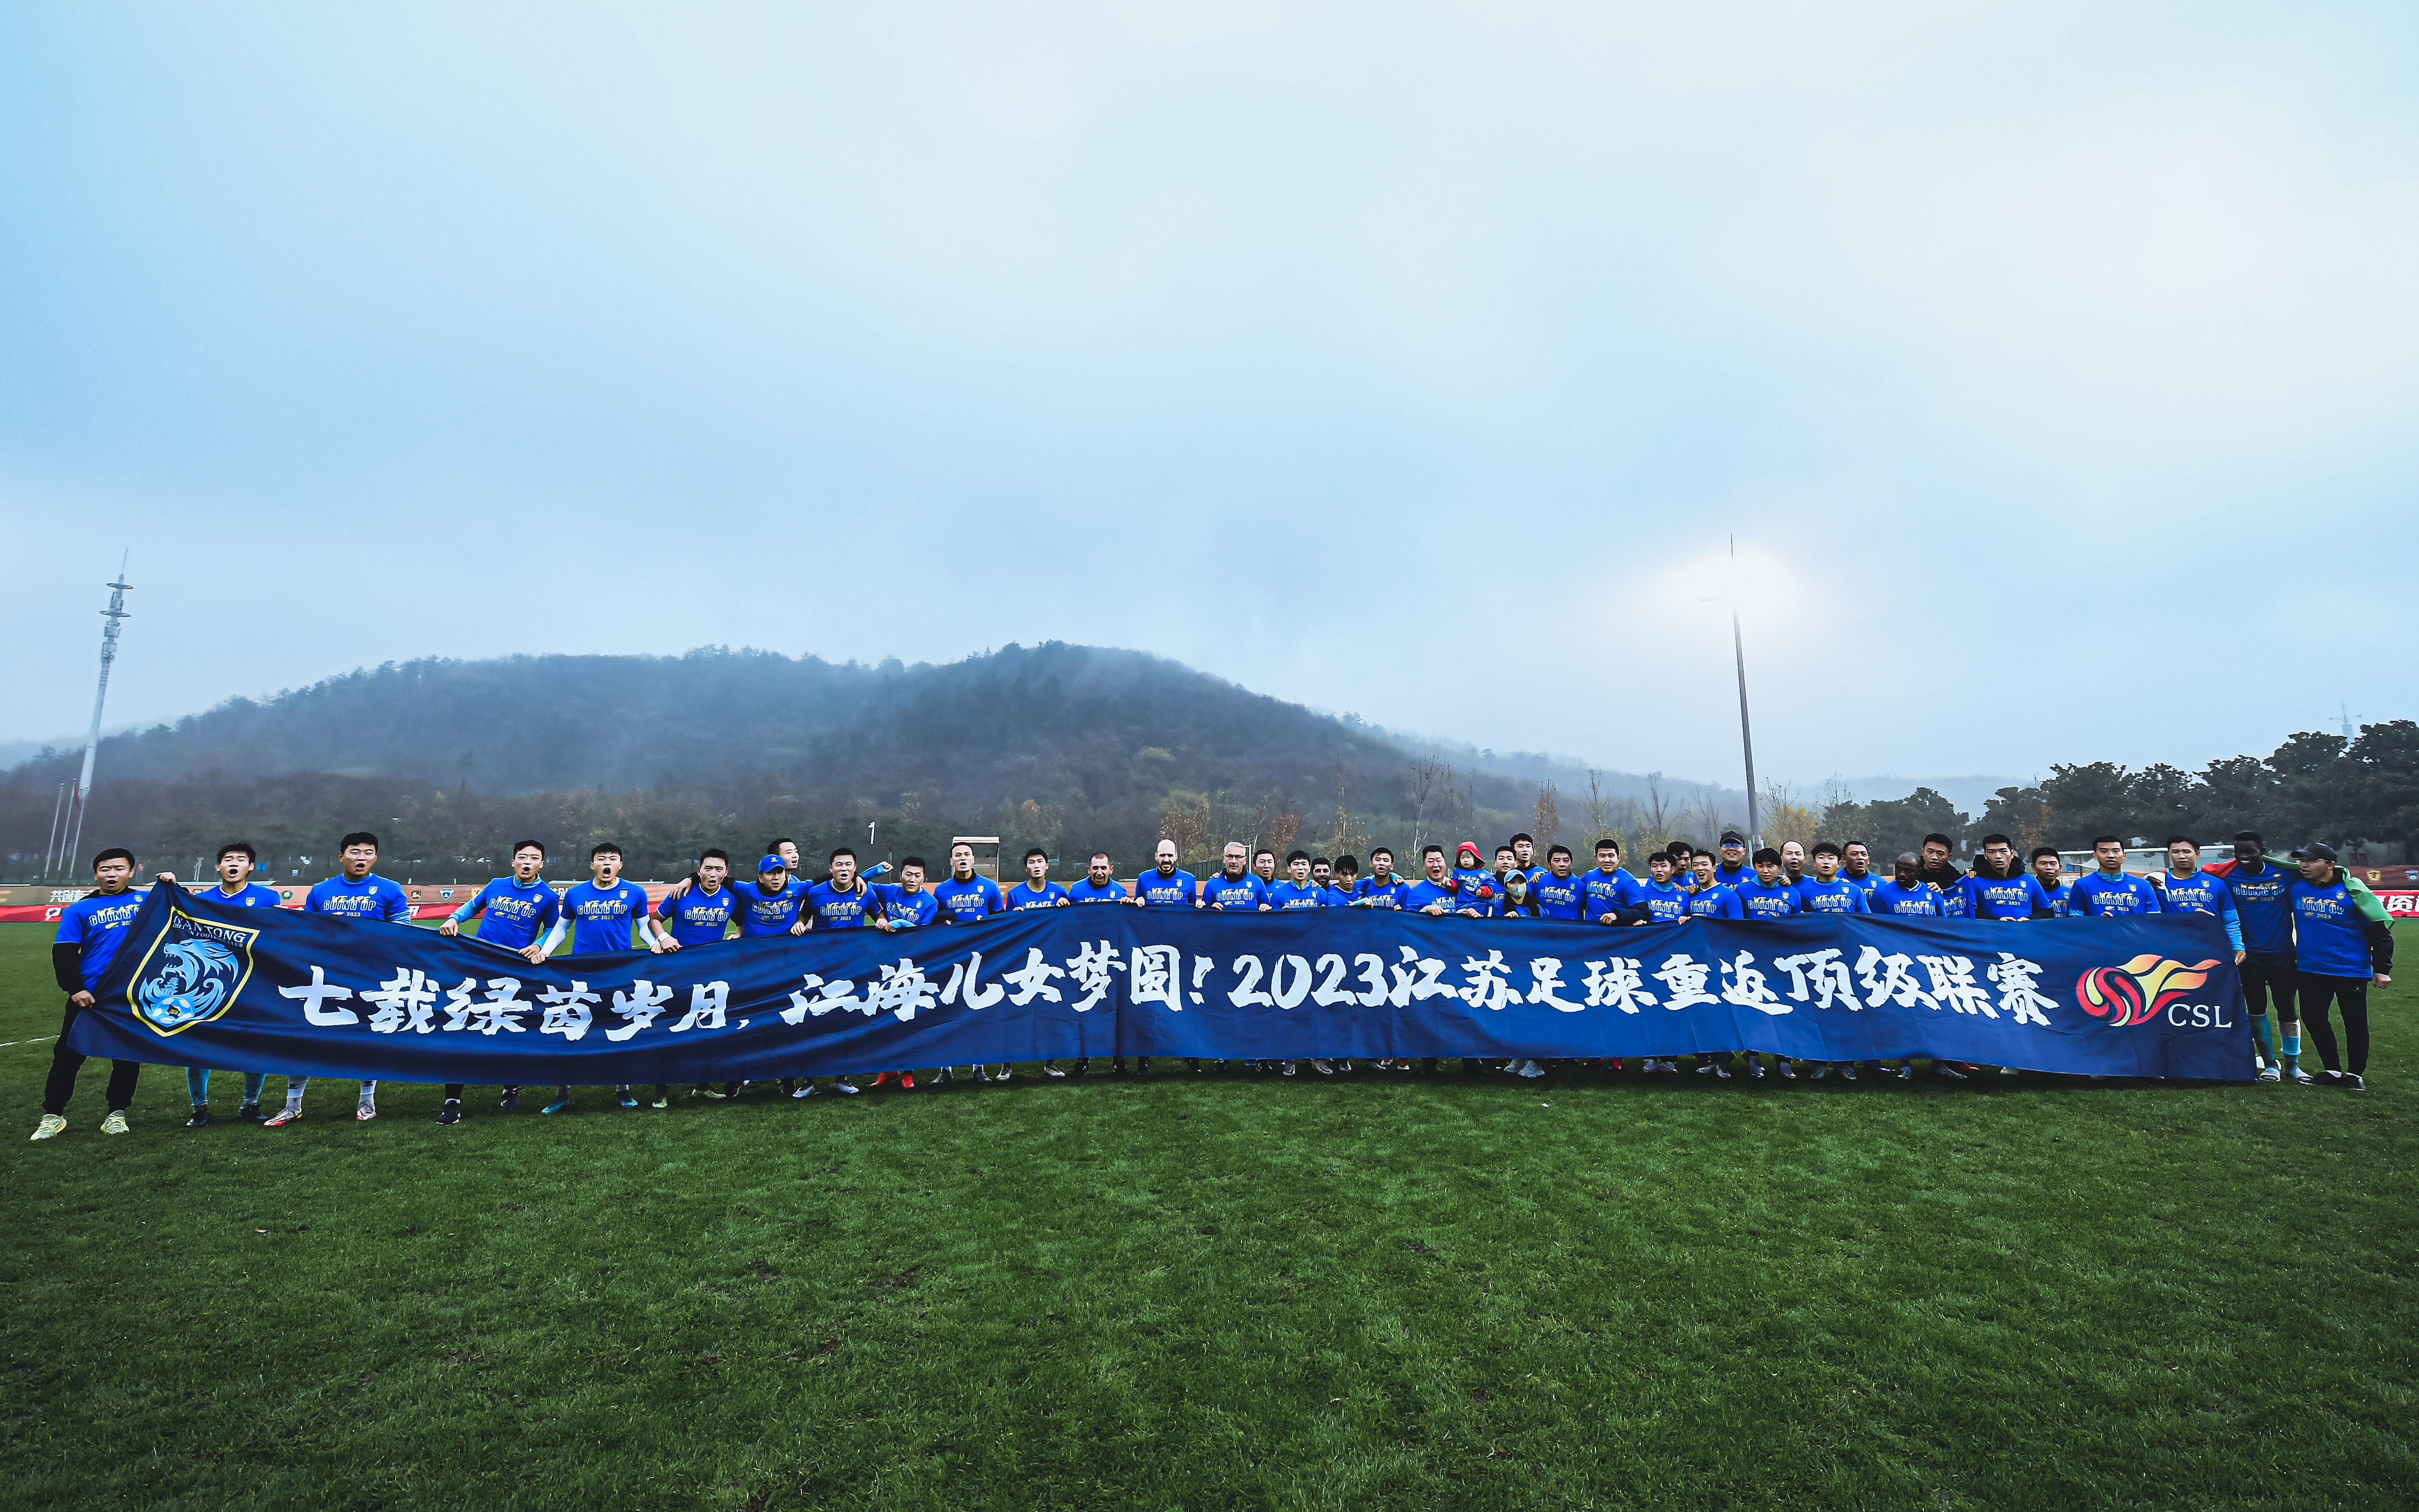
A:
[1963,834,2055,922]
[1796,843,1871,917]
[1687,873,1744,920]
[1070,852,1128,907]
[866,857,948,1090]
[929,841,1009,1083]
[1792,844,1870,1083]
[1354,848,1407,908]
[180,841,283,1128]
[1685,858,1747,1080]
[1734,849,1802,921]
[1531,845,1588,921]
[2286,842,2393,1090]
[2221,831,2303,1083]
[1400,845,1460,915]
[655,850,741,947]
[1200,843,1270,913]
[714,853,824,1102]
[2028,848,2073,918]
[1114,840,1195,1073]
[805,848,889,932]
[1193,842,1273,1072]
[2068,836,2164,916]
[1861,853,1972,1082]
[1731,850,1803,1080]
[435,840,564,1121]
[1838,841,1882,898]
[266,832,409,1127]
[1259,851,1334,1075]
[1867,853,1944,918]
[647,850,746,1104]
[739,854,812,938]
[1635,852,1691,923]
[2153,836,2245,955]
[1583,840,1646,926]
[1005,847,1072,913]
[1711,832,1752,888]
[34,848,160,1141]
[1326,855,1360,905]
[536,841,661,1115]
[440,840,562,966]
[995,848,1071,1077]
[1061,852,1129,1075]
[875,857,942,930]
[1251,847,1281,891]
[1129,840,1197,910]
[932,841,1007,925]
[1268,850,1329,912]
[555,843,663,956]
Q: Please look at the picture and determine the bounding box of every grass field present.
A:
[3,921,2413,1510]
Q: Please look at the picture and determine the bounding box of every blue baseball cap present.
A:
[758,854,787,873]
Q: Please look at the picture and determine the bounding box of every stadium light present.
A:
[1698,536,1762,853]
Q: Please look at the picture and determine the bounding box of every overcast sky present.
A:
[3,2,2412,794]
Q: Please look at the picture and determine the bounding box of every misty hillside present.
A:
[1,644,1736,880]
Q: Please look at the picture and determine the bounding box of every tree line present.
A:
[7,720,2408,885]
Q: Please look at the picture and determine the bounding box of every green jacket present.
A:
[2265,854,2393,926]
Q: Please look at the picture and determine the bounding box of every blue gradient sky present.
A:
[3,3,2412,790]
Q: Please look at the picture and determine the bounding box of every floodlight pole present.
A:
[1729,536,1760,853]
[44,782,68,879]
[65,554,132,878]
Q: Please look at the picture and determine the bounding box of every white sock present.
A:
[358,1082,377,1106]
[283,1081,306,1111]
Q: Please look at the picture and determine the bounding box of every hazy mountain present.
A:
[1,644,1738,879]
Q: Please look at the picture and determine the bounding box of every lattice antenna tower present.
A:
[63,553,132,878]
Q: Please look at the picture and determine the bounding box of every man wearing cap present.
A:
[2287,842,2393,1091]
[1712,833,1752,889]
[2220,831,2305,1083]
[720,852,816,1101]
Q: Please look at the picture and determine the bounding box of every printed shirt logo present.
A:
[128,906,262,1036]
[2075,953,2221,1028]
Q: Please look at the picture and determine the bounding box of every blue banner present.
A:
[71,882,2255,1081]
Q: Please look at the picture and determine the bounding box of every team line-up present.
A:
[31,821,2394,1141]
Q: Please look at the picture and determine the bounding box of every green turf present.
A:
[3,922,2412,1510]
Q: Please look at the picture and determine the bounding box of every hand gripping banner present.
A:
[72,882,2256,1082]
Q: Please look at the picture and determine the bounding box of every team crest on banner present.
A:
[2075,953,2222,1029]
[124,907,261,1035]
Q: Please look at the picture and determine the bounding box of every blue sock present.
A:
[185,1067,209,1103]
[2250,1016,2275,1060]
[2283,1034,2302,1060]
[242,1073,266,1102]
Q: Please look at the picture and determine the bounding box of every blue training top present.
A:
[931,874,1005,924]
[2068,870,2164,917]
[449,875,561,951]
[305,873,411,923]
[55,888,151,990]
[559,879,653,953]
[2156,869,2244,951]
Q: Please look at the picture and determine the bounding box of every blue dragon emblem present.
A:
[138,938,240,1029]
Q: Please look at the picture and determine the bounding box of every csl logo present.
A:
[2077,954,2224,1028]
